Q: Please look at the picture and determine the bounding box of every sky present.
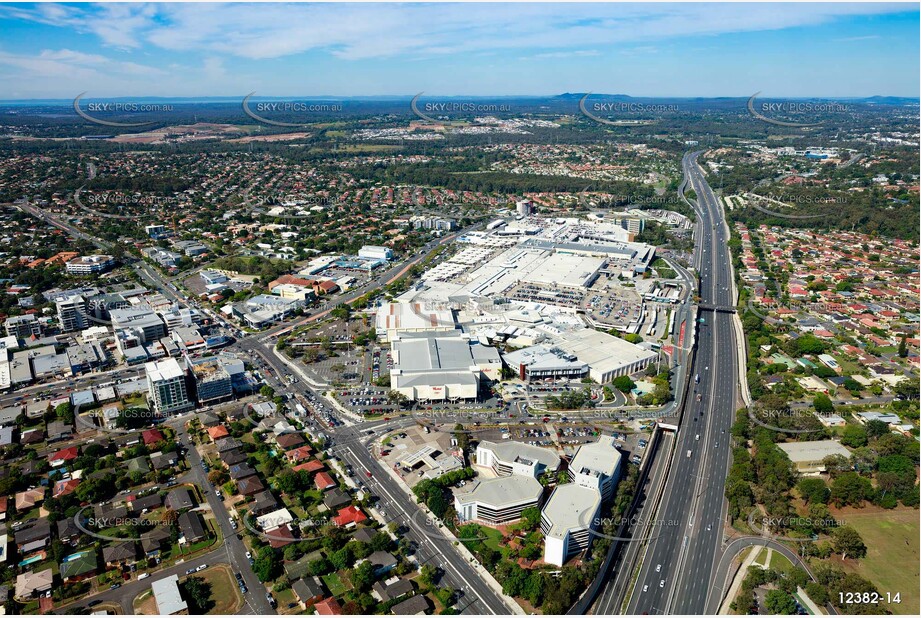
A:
[0,2,918,99]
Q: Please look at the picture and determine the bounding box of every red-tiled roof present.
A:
[207,425,230,441]
[292,459,324,473]
[142,429,164,445]
[314,598,342,615]
[314,472,336,490]
[333,505,367,527]
[49,446,79,462]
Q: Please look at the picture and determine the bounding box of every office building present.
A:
[454,475,544,526]
[4,315,42,339]
[56,295,88,332]
[188,356,232,404]
[540,483,602,567]
[568,436,622,501]
[145,358,193,416]
[112,308,167,343]
[65,255,115,275]
[475,440,561,479]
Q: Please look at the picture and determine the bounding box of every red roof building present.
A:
[53,478,80,498]
[314,598,343,615]
[49,446,79,465]
[142,429,164,445]
[314,472,336,491]
[266,524,297,549]
[292,460,324,473]
[285,445,313,463]
[333,506,367,527]
[207,425,230,441]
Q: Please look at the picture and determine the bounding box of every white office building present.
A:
[540,483,603,567]
[56,295,88,332]
[358,245,394,261]
[65,255,115,275]
[454,475,544,527]
[568,436,622,501]
[145,358,193,416]
[112,308,167,343]
[475,440,561,479]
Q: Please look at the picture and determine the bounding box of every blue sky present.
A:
[0,2,918,99]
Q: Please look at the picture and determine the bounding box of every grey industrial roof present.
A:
[392,332,476,371]
[777,440,851,462]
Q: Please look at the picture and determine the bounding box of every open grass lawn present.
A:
[322,571,350,597]
[479,526,504,552]
[835,507,919,615]
[768,549,793,571]
[195,564,244,614]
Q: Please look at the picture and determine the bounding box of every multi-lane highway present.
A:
[627,150,741,615]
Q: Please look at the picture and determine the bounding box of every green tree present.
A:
[812,394,834,414]
[797,477,830,504]
[520,507,541,531]
[180,576,214,613]
[351,561,376,592]
[831,526,867,560]
[612,375,636,393]
[253,546,281,582]
[864,419,889,439]
[830,472,873,507]
[841,424,868,448]
[309,557,333,576]
[764,589,797,615]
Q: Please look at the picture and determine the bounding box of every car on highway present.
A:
[195,564,207,572]
[659,580,665,588]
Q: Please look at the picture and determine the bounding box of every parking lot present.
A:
[336,386,399,417]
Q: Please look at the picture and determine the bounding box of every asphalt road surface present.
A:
[628,150,740,615]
